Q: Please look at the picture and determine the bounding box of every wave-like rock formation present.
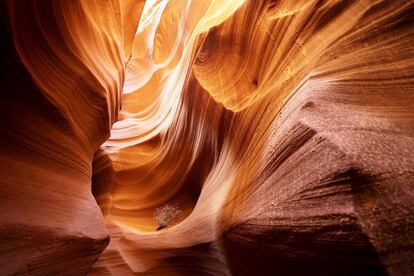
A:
[2,0,414,275]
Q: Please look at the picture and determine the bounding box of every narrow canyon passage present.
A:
[1,0,414,275]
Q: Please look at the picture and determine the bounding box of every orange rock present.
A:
[2,0,414,275]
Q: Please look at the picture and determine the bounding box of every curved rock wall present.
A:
[92,0,414,275]
[1,0,128,274]
[2,0,414,275]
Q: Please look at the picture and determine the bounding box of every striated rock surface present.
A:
[1,0,133,274]
[92,0,414,275]
[2,0,414,275]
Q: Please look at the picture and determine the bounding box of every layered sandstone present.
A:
[1,0,414,275]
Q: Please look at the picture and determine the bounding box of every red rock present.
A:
[1,0,414,275]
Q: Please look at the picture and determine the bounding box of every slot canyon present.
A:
[1,0,414,275]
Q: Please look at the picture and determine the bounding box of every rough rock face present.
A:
[2,0,414,275]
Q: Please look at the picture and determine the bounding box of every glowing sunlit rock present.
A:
[2,0,414,275]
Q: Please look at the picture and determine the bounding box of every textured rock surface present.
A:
[2,0,414,275]
[92,1,414,275]
[1,0,127,274]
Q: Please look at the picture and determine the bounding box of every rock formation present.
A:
[1,0,414,275]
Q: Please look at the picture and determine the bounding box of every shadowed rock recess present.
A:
[1,0,414,275]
